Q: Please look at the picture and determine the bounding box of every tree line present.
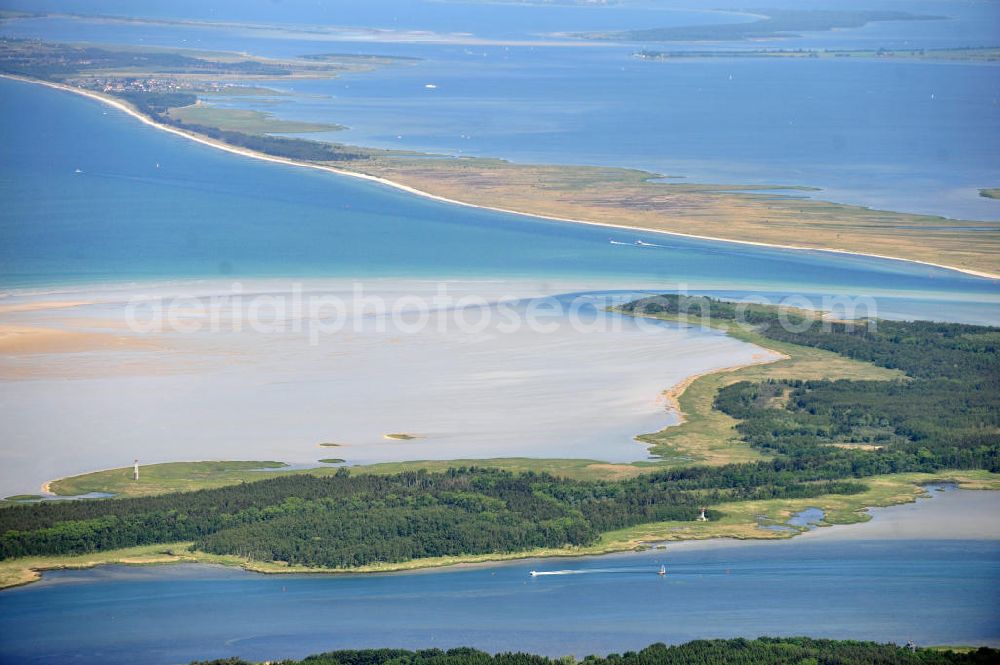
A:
[117,91,370,163]
[624,295,998,475]
[189,638,997,665]
[0,465,860,565]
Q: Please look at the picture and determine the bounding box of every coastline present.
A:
[5,469,998,591]
[3,73,997,281]
[625,306,904,465]
[39,461,290,499]
[659,353,789,428]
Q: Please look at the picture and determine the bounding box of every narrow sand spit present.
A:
[3,74,995,281]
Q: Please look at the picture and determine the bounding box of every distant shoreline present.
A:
[2,73,996,281]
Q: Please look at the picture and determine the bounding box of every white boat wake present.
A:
[529,567,665,577]
[608,239,671,248]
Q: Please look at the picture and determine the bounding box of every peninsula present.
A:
[1,38,997,278]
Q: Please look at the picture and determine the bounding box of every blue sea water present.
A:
[1,488,998,663]
[4,0,998,48]
[2,0,999,219]
[1,77,997,318]
[0,9,998,660]
[277,50,1000,220]
[0,0,750,39]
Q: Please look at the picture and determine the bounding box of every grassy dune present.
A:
[355,156,1000,277]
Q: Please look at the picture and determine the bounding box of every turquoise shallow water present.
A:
[1,78,997,316]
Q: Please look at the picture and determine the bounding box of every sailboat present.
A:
[658,565,666,576]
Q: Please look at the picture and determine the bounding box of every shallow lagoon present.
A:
[0,487,997,663]
[0,282,784,496]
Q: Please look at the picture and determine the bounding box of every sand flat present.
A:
[0,325,158,355]
[0,279,780,496]
[0,300,92,315]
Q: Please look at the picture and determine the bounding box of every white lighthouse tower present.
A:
[133,459,140,481]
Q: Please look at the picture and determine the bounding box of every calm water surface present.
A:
[2,77,997,306]
[3,0,999,218]
[0,488,997,663]
[2,77,997,496]
[1,73,997,480]
[0,9,998,660]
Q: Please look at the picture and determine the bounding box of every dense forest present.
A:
[160,115,369,162]
[623,295,999,474]
[189,638,998,665]
[115,90,369,162]
[0,465,859,565]
[1,296,996,569]
[114,87,368,161]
